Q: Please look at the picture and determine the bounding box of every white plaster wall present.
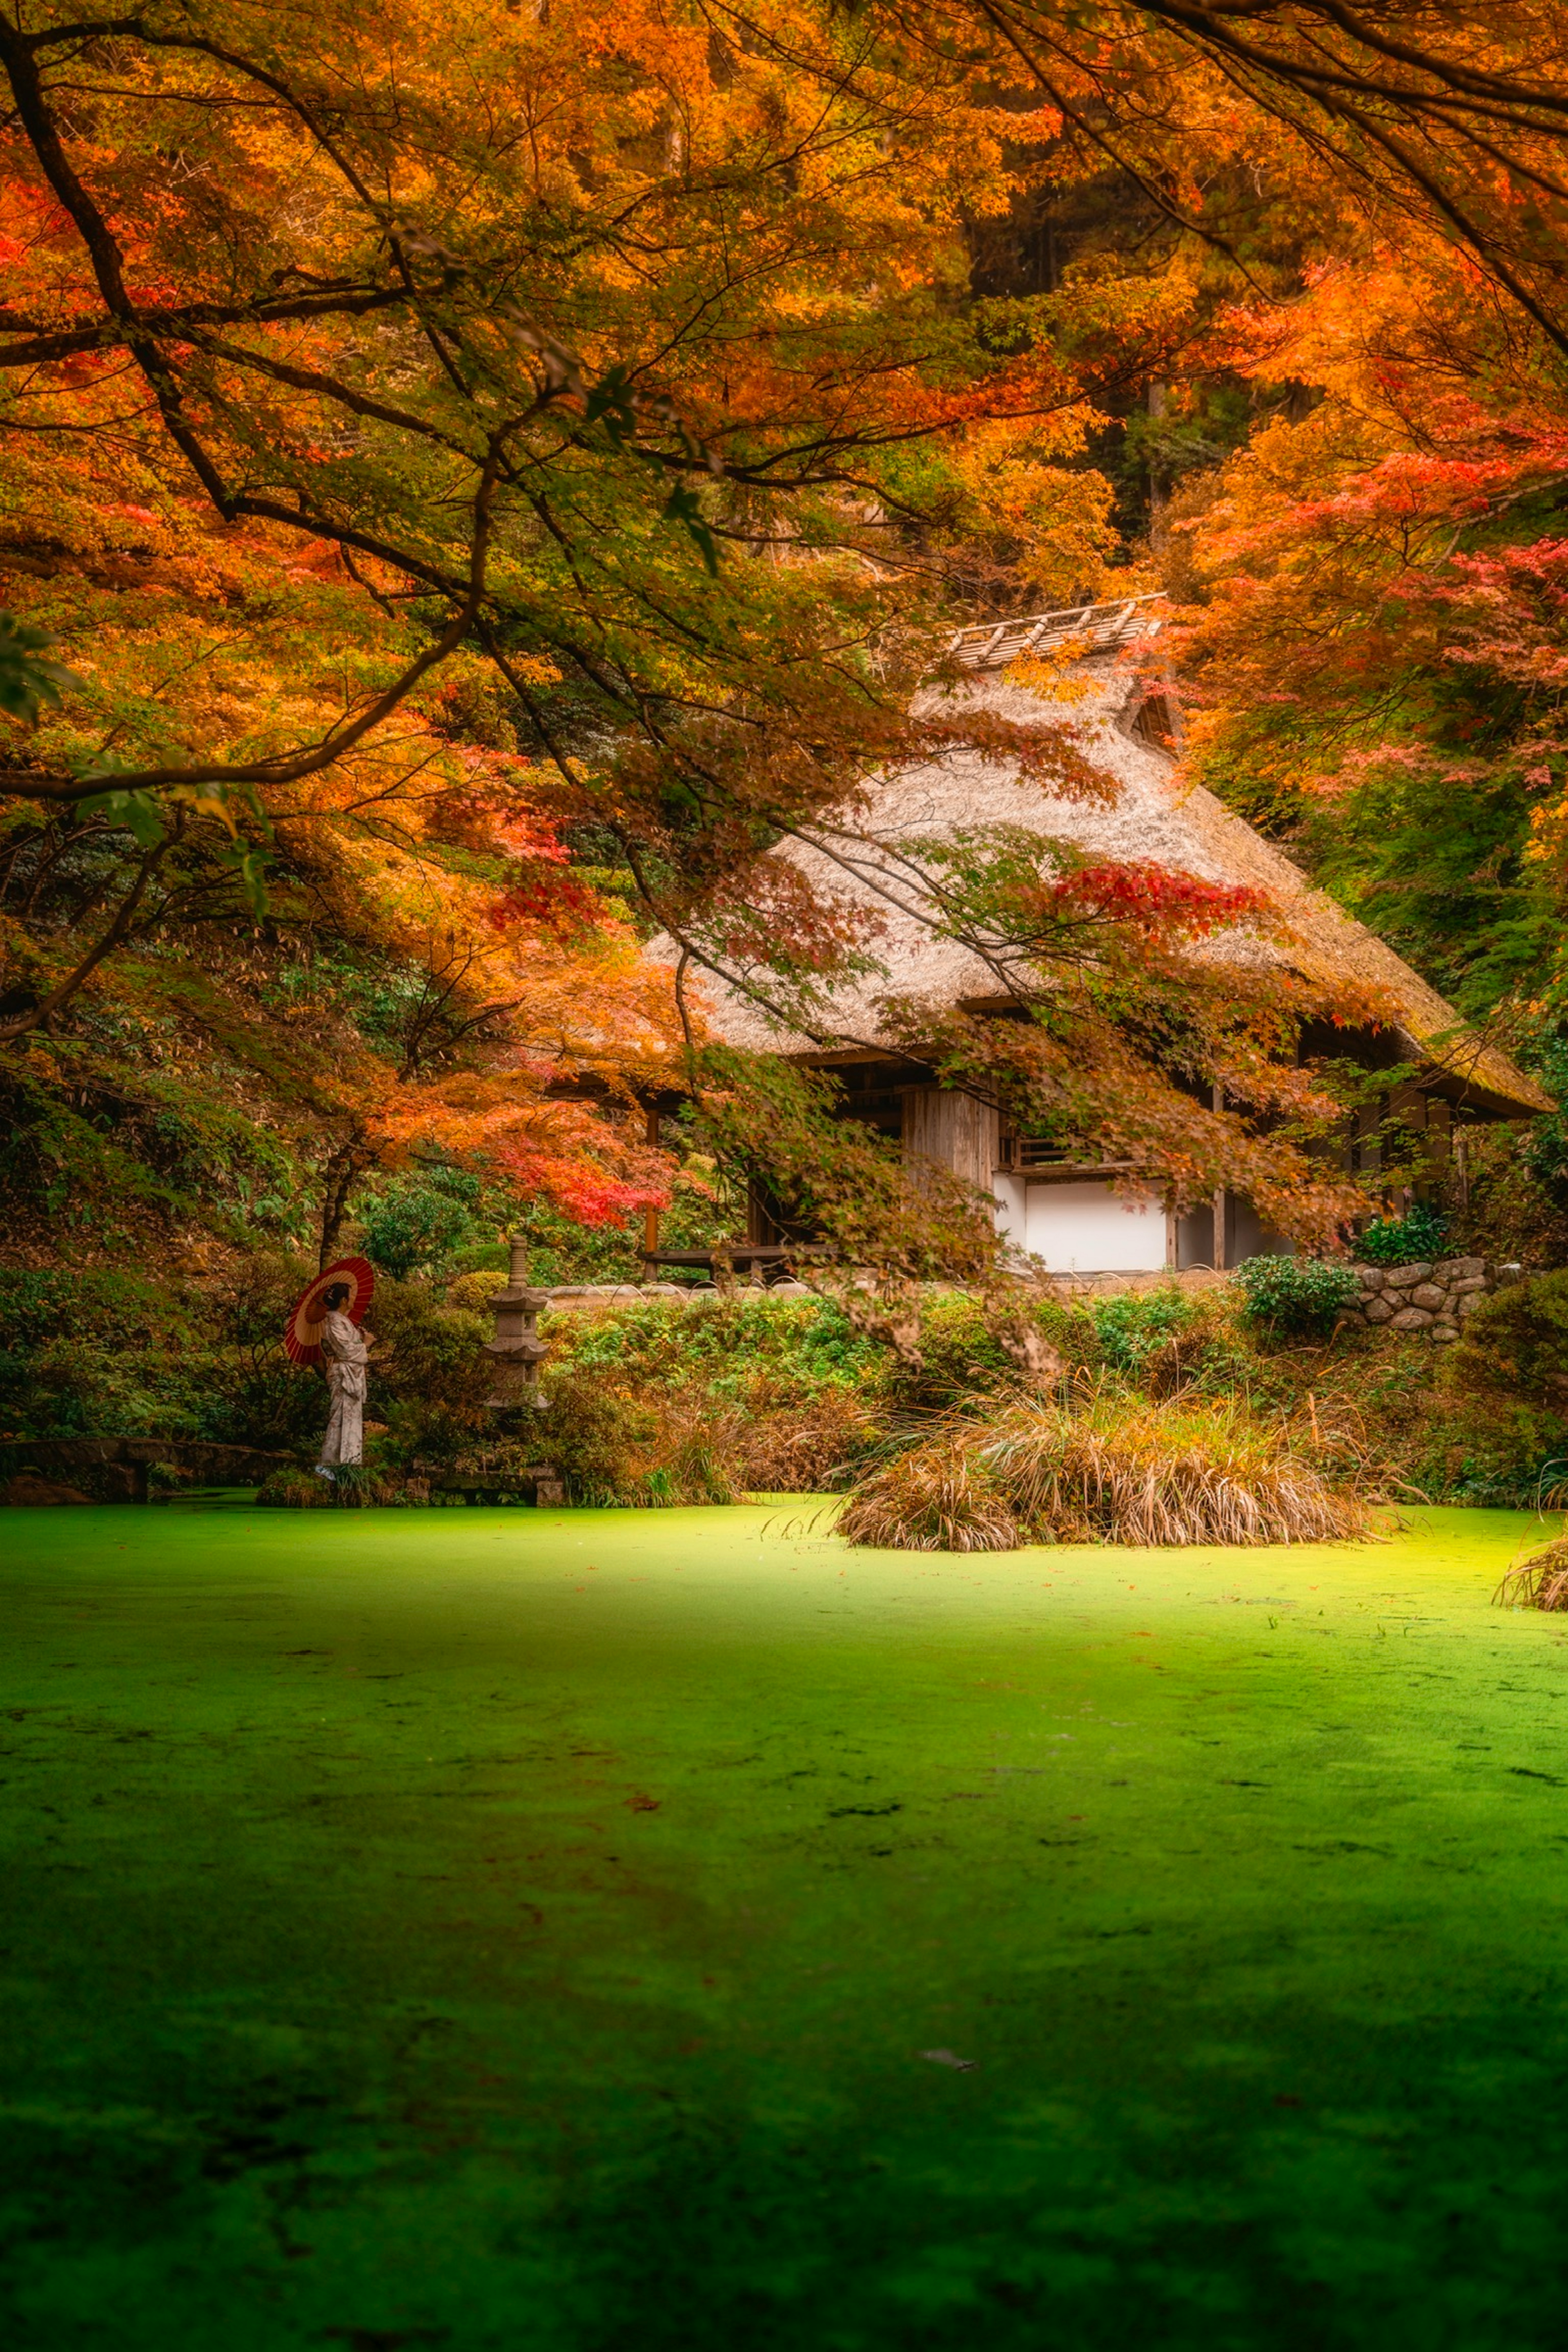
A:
[993,1178,1167,1273]
[993,1173,1027,1252]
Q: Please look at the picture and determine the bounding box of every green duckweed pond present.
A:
[3,1501,1568,2349]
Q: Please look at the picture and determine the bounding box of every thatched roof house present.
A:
[684,597,1547,1274]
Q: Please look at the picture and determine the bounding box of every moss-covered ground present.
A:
[4,1502,1568,2348]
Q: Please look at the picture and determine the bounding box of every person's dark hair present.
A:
[322,1282,350,1311]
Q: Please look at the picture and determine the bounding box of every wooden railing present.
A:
[996,1133,1146,1177]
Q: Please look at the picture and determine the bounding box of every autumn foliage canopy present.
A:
[4,1,1568,1266]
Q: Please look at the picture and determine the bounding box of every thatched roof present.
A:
[688,604,1548,1121]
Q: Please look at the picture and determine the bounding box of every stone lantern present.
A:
[484,1236,552,1412]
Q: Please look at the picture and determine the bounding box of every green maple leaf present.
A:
[0,612,81,723]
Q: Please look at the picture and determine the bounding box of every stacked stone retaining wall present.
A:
[1336,1257,1519,1343]
[538,1272,1232,1312]
[540,1280,816,1312]
[0,1436,296,1502]
[541,1263,1526,1331]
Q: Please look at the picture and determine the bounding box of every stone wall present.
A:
[539,1270,1237,1312]
[1336,1257,1519,1343]
[0,1436,297,1502]
[540,1279,821,1313]
[541,1263,1526,1331]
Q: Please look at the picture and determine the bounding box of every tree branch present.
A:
[4,448,505,807]
[0,832,169,1042]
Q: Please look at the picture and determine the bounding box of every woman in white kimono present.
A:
[316,1281,374,1470]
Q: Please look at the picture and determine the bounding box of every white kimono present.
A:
[318,1310,369,1466]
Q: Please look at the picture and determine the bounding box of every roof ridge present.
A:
[949,594,1166,669]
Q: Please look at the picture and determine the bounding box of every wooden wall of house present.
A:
[1176,1194,1297,1270]
[902,1086,1000,1192]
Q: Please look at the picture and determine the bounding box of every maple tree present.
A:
[0,0,1110,1257]
[6,1,1568,1272]
[0,0,1097,833]
[648,1,1568,1252]
[902,3,1568,347]
[1165,234,1568,1021]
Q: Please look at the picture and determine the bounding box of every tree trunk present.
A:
[1147,382,1169,552]
[318,1137,367,1270]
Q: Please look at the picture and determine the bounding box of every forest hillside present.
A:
[6,1,1568,1519]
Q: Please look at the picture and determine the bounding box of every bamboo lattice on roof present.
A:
[948,595,1165,669]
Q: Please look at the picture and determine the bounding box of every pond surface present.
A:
[3,1502,1568,2348]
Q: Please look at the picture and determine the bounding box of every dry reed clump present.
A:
[984,1395,1368,1546]
[539,1371,746,1506]
[732,1388,884,1492]
[837,1442,1020,1552]
[840,1394,1369,1552]
[591,1409,745,1508]
[1494,1537,1568,1609]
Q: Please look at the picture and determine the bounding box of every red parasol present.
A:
[284,1256,375,1368]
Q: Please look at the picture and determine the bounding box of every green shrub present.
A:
[0,1267,214,1440]
[1232,1254,1360,1339]
[0,1260,498,1465]
[361,1170,482,1278]
[193,1252,332,1453]
[1447,1271,1568,1403]
[444,1240,509,1278]
[546,1294,884,1401]
[537,1365,744,1506]
[901,1293,1023,1402]
[851,1290,1094,1410]
[349,1285,494,1468]
[1091,1287,1203,1372]
[446,1269,506,1313]
[1357,1205,1448,1266]
[533,1293,895,1500]
[1409,1405,1568,1506]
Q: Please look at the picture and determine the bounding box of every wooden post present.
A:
[901,1086,1000,1192]
[1391,1080,1426,1208]
[1424,1094,1451,1202]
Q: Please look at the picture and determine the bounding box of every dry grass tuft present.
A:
[840,1393,1368,1552]
[983,1394,1368,1548]
[837,1443,1020,1552]
[732,1388,884,1493]
[1494,1536,1568,1609]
